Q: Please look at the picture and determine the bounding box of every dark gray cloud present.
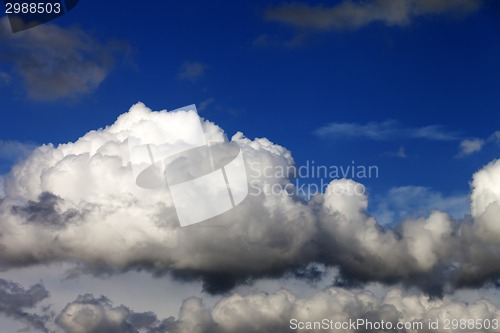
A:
[0,17,130,101]
[11,192,83,228]
[265,0,481,31]
[0,278,51,332]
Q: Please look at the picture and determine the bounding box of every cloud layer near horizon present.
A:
[0,102,499,298]
[5,277,500,333]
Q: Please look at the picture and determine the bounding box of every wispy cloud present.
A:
[314,120,459,141]
[265,0,481,32]
[252,32,308,48]
[178,61,207,82]
[198,97,215,111]
[457,131,500,157]
[458,138,485,156]
[491,131,500,143]
[0,71,10,85]
[383,146,408,158]
[0,18,130,101]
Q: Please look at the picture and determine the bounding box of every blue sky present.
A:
[1,0,498,202]
[1,1,500,332]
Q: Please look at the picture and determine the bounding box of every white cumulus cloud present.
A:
[0,102,500,298]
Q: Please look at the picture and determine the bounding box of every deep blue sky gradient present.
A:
[1,0,499,207]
